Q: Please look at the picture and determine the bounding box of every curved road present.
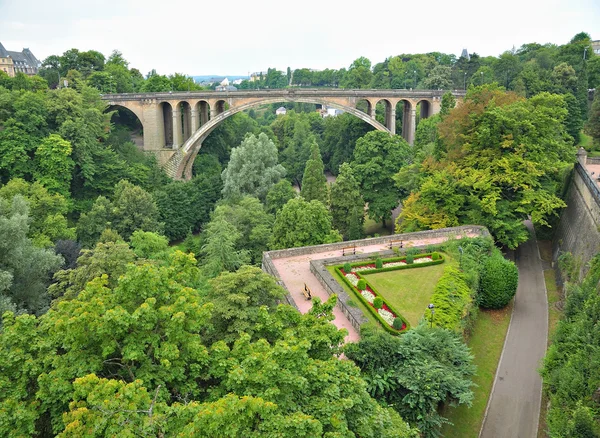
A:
[480,221,548,437]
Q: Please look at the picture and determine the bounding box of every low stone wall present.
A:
[264,225,489,261]
[309,258,369,332]
[261,252,300,311]
[262,225,489,321]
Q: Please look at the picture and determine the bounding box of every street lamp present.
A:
[463,72,467,90]
[414,70,417,89]
[427,303,435,328]
[584,47,588,60]
[480,71,483,85]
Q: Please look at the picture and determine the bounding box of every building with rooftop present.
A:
[0,43,40,77]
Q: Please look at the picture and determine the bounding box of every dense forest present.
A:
[1,32,600,436]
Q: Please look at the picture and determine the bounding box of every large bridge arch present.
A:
[105,104,145,148]
[176,97,391,179]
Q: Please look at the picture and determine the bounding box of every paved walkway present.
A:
[480,221,548,438]
[272,234,479,343]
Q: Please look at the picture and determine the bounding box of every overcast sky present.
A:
[1,0,599,77]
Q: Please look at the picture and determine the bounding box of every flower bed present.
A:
[334,253,445,334]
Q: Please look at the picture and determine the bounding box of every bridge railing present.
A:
[100,88,467,101]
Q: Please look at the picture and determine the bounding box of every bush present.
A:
[357,279,366,290]
[431,252,441,261]
[430,266,474,331]
[393,317,404,330]
[375,258,383,269]
[373,296,383,309]
[343,262,352,273]
[480,254,518,309]
[405,254,414,264]
[406,248,420,256]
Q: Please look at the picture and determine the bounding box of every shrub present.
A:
[430,266,474,331]
[373,297,383,309]
[343,262,352,273]
[479,253,518,309]
[357,279,366,290]
[431,252,441,261]
[393,317,404,330]
[405,254,414,264]
[375,258,383,269]
[406,248,420,256]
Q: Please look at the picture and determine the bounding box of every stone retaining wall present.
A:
[553,162,600,280]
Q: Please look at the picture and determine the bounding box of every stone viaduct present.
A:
[101,89,466,179]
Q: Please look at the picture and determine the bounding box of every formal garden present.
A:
[322,236,520,436]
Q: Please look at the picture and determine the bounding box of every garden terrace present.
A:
[262,225,489,342]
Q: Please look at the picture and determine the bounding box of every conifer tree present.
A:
[330,163,365,240]
[300,140,328,204]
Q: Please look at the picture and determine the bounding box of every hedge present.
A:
[334,267,411,335]
[429,266,474,331]
[331,253,445,334]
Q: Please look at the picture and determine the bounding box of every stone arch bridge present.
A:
[101,89,465,179]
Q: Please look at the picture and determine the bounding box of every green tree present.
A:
[0,196,63,314]
[111,180,164,240]
[75,195,112,248]
[586,90,600,147]
[399,86,574,248]
[211,197,274,264]
[330,163,365,240]
[271,197,342,249]
[221,133,286,202]
[422,65,453,90]
[351,131,412,226]
[205,265,286,344]
[265,179,296,215]
[0,178,75,247]
[342,57,373,89]
[479,253,519,309]
[33,134,75,199]
[300,140,328,204]
[200,213,250,278]
[345,325,476,437]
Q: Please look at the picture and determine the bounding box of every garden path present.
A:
[271,234,479,343]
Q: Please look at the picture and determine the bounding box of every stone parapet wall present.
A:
[553,163,600,280]
[264,225,489,261]
[261,252,300,311]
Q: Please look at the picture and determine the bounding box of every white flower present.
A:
[414,257,432,264]
[351,266,373,272]
[345,272,360,286]
[378,307,396,326]
[361,289,376,303]
[384,261,407,267]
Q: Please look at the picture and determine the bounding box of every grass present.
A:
[363,262,448,326]
[536,240,563,438]
[440,303,513,437]
[578,130,593,151]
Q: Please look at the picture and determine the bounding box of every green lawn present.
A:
[441,303,513,437]
[363,262,448,326]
